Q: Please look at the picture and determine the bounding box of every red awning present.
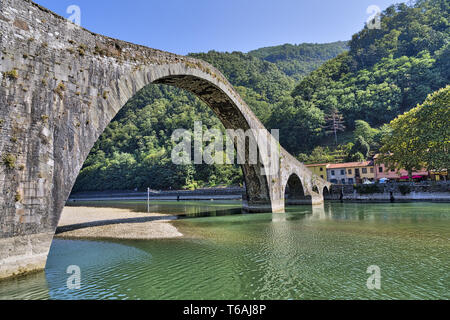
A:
[400,175,425,179]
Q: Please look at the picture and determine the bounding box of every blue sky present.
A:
[34,0,405,55]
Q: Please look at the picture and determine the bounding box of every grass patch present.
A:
[2,153,16,169]
[4,69,18,80]
[78,44,87,56]
[15,192,22,203]
[54,82,66,99]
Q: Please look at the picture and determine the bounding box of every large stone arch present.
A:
[0,0,330,279]
[53,65,275,226]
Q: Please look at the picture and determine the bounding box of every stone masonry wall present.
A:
[328,182,450,201]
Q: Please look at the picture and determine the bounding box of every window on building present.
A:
[348,169,352,174]
[370,168,374,173]
[379,167,383,173]
[348,178,354,184]
[320,168,323,171]
[341,170,345,175]
[341,179,346,184]
[331,170,335,176]
[362,168,367,174]
[320,175,324,179]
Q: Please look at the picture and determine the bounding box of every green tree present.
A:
[379,85,450,177]
[297,146,335,164]
[348,151,365,162]
[354,120,377,143]
[349,136,370,160]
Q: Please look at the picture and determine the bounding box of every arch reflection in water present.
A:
[309,204,327,220]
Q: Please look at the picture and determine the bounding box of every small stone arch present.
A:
[284,173,312,205]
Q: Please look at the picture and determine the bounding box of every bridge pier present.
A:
[284,193,324,206]
[242,199,285,213]
[0,232,54,280]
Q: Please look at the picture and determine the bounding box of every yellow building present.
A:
[343,161,375,183]
[307,161,376,184]
[305,163,329,181]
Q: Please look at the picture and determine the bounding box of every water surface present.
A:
[0,201,448,300]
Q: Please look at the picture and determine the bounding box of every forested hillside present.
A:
[249,41,349,80]
[72,0,449,192]
[292,0,449,164]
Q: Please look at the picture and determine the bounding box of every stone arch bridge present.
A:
[0,0,330,279]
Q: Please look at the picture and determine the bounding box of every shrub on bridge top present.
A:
[2,153,17,170]
[4,69,18,80]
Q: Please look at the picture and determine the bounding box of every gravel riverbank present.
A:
[55,207,183,240]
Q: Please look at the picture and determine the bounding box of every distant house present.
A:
[430,170,448,181]
[305,163,328,181]
[327,161,374,184]
[326,163,347,184]
[373,154,429,181]
[305,155,443,184]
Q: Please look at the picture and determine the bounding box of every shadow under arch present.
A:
[322,186,331,200]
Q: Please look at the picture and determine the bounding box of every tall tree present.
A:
[323,109,346,145]
[379,85,450,178]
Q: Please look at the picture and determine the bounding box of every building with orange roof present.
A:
[373,154,429,181]
[305,154,438,184]
[327,161,374,184]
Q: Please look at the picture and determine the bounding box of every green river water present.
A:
[0,201,448,300]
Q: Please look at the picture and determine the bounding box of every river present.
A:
[0,201,448,300]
